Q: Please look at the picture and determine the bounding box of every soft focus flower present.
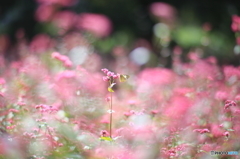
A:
[193,128,210,134]
[224,100,237,110]
[36,0,76,7]
[231,15,240,32]
[150,2,176,22]
[30,34,55,53]
[224,131,230,137]
[53,11,77,34]
[52,52,72,67]
[77,13,112,37]
[35,4,55,22]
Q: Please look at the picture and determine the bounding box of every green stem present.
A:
[110,92,112,138]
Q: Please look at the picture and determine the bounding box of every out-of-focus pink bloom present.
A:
[112,46,127,56]
[101,68,109,74]
[223,65,240,80]
[186,60,220,80]
[35,4,55,22]
[0,78,5,85]
[164,95,192,119]
[151,110,158,115]
[6,125,16,129]
[127,100,137,105]
[105,96,111,102]
[138,67,175,86]
[223,131,230,137]
[37,0,76,7]
[224,100,237,110]
[77,13,112,38]
[56,70,76,80]
[236,37,240,45]
[202,22,212,31]
[100,130,109,137]
[231,15,240,32]
[0,35,9,53]
[193,128,210,134]
[102,76,109,82]
[9,109,19,113]
[107,71,114,77]
[188,52,200,61]
[205,56,217,64]
[30,34,55,53]
[53,11,77,34]
[173,46,182,55]
[211,124,223,137]
[215,91,228,101]
[52,52,72,68]
[150,2,176,21]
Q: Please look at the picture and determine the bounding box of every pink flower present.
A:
[193,128,210,134]
[105,96,111,102]
[100,130,109,137]
[52,52,72,67]
[0,78,5,85]
[9,109,19,113]
[53,11,77,34]
[107,71,114,77]
[231,15,240,32]
[35,4,54,22]
[36,0,76,7]
[224,100,237,110]
[30,34,55,53]
[101,68,109,74]
[138,68,175,86]
[77,13,112,38]
[149,2,176,21]
[102,76,110,82]
[224,131,230,137]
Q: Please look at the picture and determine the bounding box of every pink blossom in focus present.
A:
[77,13,112,38]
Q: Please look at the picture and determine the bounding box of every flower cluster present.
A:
[224,100,237,110]
[101,68,119,82]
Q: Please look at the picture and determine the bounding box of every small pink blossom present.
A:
[105,97,111,102]
[193,128,210,134]
[9,109,19,113]
[100,130,109,137]
[224,100,237,110]
[102,76,110,82]
[224,131,230,137]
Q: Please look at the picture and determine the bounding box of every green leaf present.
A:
[119,74,129,82]
[99,137,113,141]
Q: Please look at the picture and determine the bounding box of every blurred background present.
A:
[0,0,240,67]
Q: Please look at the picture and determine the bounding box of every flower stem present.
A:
[110,92,113,138]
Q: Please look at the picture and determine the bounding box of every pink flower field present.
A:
[0,45,240,159]
[0,1,240,159]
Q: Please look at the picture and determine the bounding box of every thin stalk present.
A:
[110,92,113,138]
